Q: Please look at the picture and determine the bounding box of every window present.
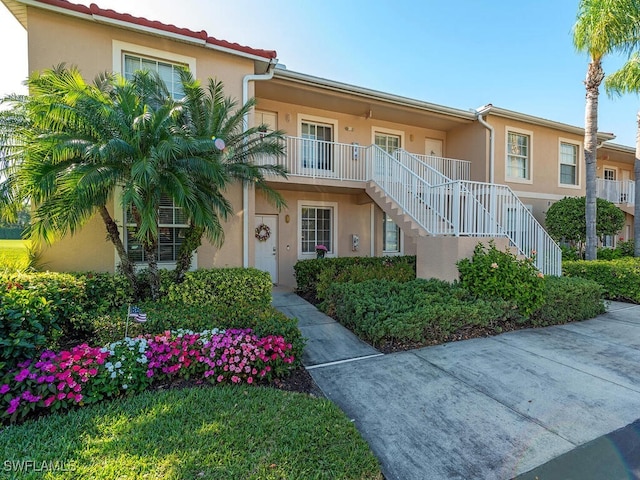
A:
[123,53,186,99]
[560,142,578,185]
[383,213,400,253]
[604,168,616,181]
[375,133,401,155]
[254,110,278,133]
[301,206,333,254]
[507,131,531,180]
[126,195,189,262]
[301,121,333,170]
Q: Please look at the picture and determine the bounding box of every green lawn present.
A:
[0,239,30,271]
[0,386,382,480]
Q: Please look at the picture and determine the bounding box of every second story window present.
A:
[560,142,578,186]
[123,53,185,99]
[507,131,531,180]
[375,133,401,155]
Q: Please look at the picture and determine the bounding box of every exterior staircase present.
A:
[364,145,562,276]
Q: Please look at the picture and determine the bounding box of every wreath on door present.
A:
[255,223,271,242]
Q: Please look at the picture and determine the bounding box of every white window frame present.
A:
[297,114,338,173]
[111,41,197,270]
[298,200,338,259]
[603,166,617,181]
[254,110,278,133]
[125,196,190,265]
[558,138,581,189]
[505,127,533,184]
[372,127,405,155]
[382,212,403,255]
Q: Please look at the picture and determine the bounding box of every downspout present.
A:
[241,59,277,268]
[475,104,494,183]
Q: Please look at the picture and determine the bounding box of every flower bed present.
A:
[0,328,295,424]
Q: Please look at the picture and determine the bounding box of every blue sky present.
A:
[1,0,638,146]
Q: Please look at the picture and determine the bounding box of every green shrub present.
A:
[324,279,517,346]
[457,241,545,317]
[316,260,415,302]
[0,285,57,370]
[531,276,605,326]
[163,268,271,310]
[294,255,416,300]
[563,257,640,303]
[597,247,621,260]
[616,239,635,257]
[561,245,581,261]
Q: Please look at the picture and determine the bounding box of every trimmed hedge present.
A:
[531,276,605,326]
[294,255,416,300]
[563,257,640,303]
[323,276,605,347]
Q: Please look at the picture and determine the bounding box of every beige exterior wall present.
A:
[446,122,488,182]
[26,7,255,272]
[254,98,450,157]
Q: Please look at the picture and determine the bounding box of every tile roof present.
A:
[35,0,277,59]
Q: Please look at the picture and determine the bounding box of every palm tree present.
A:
[0,65,287,299]
[171,69,287,283]
[573,0,640,260]
[605,53,640,255]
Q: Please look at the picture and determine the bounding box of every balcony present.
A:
[256,136,472,183]
[596,179,635,205]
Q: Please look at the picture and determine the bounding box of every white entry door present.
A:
[254,215,278,284]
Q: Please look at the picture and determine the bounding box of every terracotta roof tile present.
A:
[34,0,277,59]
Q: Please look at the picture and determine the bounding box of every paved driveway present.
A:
[274,291,640,480]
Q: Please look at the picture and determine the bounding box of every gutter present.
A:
[475,104,495,183]
[241,59,278,268]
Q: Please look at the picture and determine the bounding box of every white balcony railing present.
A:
[596,178,635,205]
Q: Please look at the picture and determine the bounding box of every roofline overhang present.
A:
[478,104,616,143]
[600,141,636,154]
[273,69,476,123]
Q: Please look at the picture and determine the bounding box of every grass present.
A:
[0,385,382,480]
[0,239,30,271]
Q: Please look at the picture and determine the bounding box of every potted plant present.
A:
[315,244,328,259]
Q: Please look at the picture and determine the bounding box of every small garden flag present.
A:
[128,305,147,323]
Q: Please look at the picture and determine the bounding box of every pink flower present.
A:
[490,263,499,269]
[247,377,253,384]
[44,396,56,407]
[0,384,10,394]
[6,397,20,414]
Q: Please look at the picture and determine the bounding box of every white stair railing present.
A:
[371,147,562,276]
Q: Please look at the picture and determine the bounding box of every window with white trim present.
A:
[301,206,333,254]
[126,195,188,262]
[604,168,616,181]
[383,213,400,253]
[560,142,578,185]
[375,132,401,154]
[507,131,531,180]
[123,53,186,99]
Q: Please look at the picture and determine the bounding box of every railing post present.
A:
[453,181,461,236]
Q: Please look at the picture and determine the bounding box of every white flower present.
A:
[122,384,128,390]
[110,372,117,379]
[114,361,122,369]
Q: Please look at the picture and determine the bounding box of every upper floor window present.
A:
[375,133,401,155]
[123,53,186,99]
[559,142,579,186]
[604,168,616,181]
[507,131,531,180]
[126,195,189,263]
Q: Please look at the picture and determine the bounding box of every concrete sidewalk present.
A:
[273,289,640,480]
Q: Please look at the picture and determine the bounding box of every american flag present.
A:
[128,305,147,323]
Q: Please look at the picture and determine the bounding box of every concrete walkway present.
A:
[273,289,640,480]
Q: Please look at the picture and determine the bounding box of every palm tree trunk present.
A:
[634,111,640,256]
[173,224,204,283]
[98,205,138,294]
[143,239,160,300]
[584,59,604,261]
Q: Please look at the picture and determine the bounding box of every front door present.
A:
[254,215,278,284]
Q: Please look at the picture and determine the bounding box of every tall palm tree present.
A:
[605,53,640,255]
[0,65,287,299]
[573,0,640,260]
